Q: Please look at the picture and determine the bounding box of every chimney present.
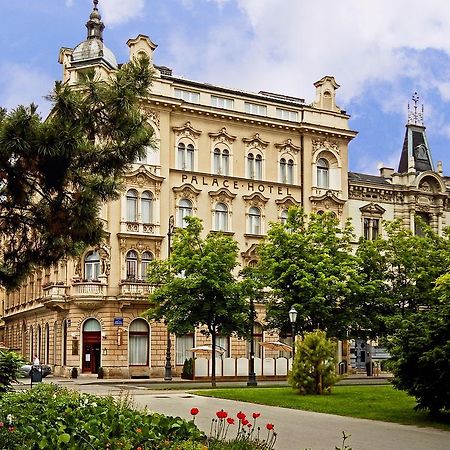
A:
[379,167,394,179]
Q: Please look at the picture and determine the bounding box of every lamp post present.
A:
[247,296,257,386]
[289,306,298,361]
[164,215,175,382]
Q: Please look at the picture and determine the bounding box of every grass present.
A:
[192,385,450,431]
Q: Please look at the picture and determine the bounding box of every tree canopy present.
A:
[256,207,362,339]
[0,58,154,289]
[145,216,248,385]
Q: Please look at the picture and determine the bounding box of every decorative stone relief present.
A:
[148,110,160,129]
[275,138,301,154]
[312,138,339,155]
[172,184,201,202]
[172,121,202,139]
[242,192,269,210]
[242,133,269,151]
[209,188,237,206]
[208,127,237,144]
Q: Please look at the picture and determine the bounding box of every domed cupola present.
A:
[71,0,118,70]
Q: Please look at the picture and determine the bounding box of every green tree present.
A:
[258,207,361,338]
[145,216,248,386]
[0,350,25,393]
[386,273,450,414]
[356,219,450,335]
[0,57,154,290]
[289,330,338,395]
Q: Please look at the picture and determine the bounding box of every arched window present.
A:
[129,319,149,366]
[126,189,138,222]
[84,251,100,281]
[62,320,68,366]
[37,325,42,360]
[29,326,34,361]
[281,209,288,224]
[141,191,153,224]
[178,199,193,228]
[126,250,138,280]
[44,323,50,364]
[280,158,287,183]
[178,142,195,170]
[317,158,329,188]
[213,148,221,174]
[222,149,230,175]
[287,159,294,184]
[255,154,263,180]
[248,206,261,234]
[247,153,255,178]
[214,203,228,232]
[141,251,153,280]
[53,321,58,365]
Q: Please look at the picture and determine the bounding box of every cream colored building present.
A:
[1,4,449,378]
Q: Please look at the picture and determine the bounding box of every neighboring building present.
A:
[1,3,449,377]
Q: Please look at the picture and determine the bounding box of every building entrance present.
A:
[82,319,101,374]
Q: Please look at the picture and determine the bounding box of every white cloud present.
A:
[0,64,54,118]
[65,0,74,6]
[100,0,146,26]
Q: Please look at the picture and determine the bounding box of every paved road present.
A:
[18,378,450,450]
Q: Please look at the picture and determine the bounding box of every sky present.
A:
[1,0,450,175]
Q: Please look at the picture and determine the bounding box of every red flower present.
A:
[227,417,235,425]
[190,407,199,416]
[242,419,249,426]
[252,412,261,419]
[237,411,246,420]
[266,423,274,430]
[216,409,228,419]
[0,422,3,428]
[136,428,142,433]
[8,426,14,432]
[247,423,252,428]
[137,447,143,450]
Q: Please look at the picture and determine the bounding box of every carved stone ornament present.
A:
[275,138,301,154]
[310,190,345,216]
[241,243,259,265]
[208,127,237,144]
[275,195,300,211]
[312,138,339,155]
[242,133,270,151]
[243,192,269,209]
[148,110,160,129]
[125,166,164,194]
[209,188,237,206]
[359,202,386,216]
[172,184,201,202]
[172,121,202,139]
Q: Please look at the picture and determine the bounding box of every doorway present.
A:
[82,319,101,374]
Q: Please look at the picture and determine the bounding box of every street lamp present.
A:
[164,215,175,382]
[289,306,298,360]
[247,296,258,387]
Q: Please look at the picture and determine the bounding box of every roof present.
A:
[348,172,391,185]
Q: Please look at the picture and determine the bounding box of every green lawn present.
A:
[193,385,450,430]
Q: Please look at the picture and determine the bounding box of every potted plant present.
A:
[181,358,194,380]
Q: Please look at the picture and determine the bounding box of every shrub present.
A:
[0,384,205,449]
[289,330,339,395]
[0,350,25,393]
[181,358,194,380]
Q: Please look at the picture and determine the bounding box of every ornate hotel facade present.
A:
[1,4,449,377]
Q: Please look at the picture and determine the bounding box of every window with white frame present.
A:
[141,191,153,224]
[176,333,194,365]
[280,157,294,183]
[280,209,288,224]
[216,335,230,357]
[317,158,329,188]
[84,251,100,281]
[126,189,138,222]
[244,102,267,116]
[276,108,298,122]
[129,319,149,366]
[214,203,228,232]
[178,198,193,228]
[177,142,195,170]
[211,95,234,109]
[126,250,138,280]
[141,251,153,280]
[248,206,261,234]
[213,147,230,175]
[247,152,263,180]
[174,88,200,103]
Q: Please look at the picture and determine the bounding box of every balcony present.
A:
[119,280,158,300]
[121,222,160,235]
[71,281,107,309]
[311,187,342,198]
[42,283,68,310]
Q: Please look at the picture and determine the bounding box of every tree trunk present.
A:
[211,329,217,387]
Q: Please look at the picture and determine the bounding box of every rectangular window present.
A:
[216,336,230,357]
[244,102,267,116]
[174,88,200,103]
[276,108,298,121]
[129,335,148,365]
[176,334,194,365]
[363,218,380,240]
[211,95,234,109]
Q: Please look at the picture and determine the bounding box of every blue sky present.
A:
[1,0,450,175]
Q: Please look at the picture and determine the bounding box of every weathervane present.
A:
[93,0,99,10]
[407,91,424,126]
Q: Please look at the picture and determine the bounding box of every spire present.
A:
[86,0,105,41]
[398,92,433,173]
